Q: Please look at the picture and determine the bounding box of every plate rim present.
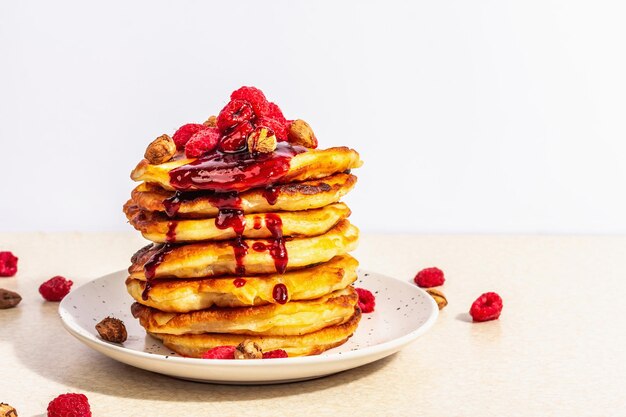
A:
[59,269,439,368]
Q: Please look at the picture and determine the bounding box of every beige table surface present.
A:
[1,233,625,417]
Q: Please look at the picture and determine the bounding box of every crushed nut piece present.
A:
[0,403,18,417]
[95,316,128,343]
[0,289,21,309]
[203,115,217,127]
[144,134,176,164]
[234,339,263,359]
[247,127,277,154]
[426,288,448,310]
[287,119,318,148]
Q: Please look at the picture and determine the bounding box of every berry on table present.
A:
[0,251,18,277]
[469,292,503,322]
[39,276,73,301]
[414,267,445,288]
[47,393,92,417]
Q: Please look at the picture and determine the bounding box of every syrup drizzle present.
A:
[166,221,178,242]
[233,278,246,288]
[272,283,288,304]
[262,186,280,205]
[142,243,174,300]
[168,142,306,192]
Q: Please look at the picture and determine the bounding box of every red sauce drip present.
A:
[231,237,248,275]
[253,216,263,230]
[252,242,267,252]
[142,244,174,300]
[166,221,177,242]
[163,192,183,217]
[168,143,306,192]
[215,209,246,235]
[272,283,288,304]
[265,213,288,274]
[262,186,280,205]
[233,278,246,288]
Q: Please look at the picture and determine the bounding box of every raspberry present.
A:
[172,123,206,150]
[230,86,269,118]
[256,116,288,142]
[184,127,221,158]
[201,345,236,359]
[355,287,375,313]
[414,267,445,288]
[39,276,73,301]
[47,393,92,417]
[219,122,254,153]
[267,102,287,125]
[263,349,288,359]
[470,292,503,322]
[0,251,18,277]
[217,99,254,132]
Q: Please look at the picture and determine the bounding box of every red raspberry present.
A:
[414,267,445,288]
[201,345,236,359]
[267,102,287,125]
[256,116,288,142]
[219,121,254,153]
[0,251,18,277]
[470,292,503,322]
[184,127,221,158]
[355,287,375,313]
[230,86,269,118]
[217,99,254,132]
[263,349,288,359]
[39,276,73,301]
[172,123,206,150]
[47,393,92,417]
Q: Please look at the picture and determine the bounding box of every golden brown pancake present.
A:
[124,202,351,243]
[130,173,357,218]
[128,219,359,279]
[131,146,362,191]
[126,255,358,312]
[151,307,361,357]
[131,287,358,336]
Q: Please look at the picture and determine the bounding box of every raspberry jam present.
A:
[272,283,288,304]
[168,143,306,192]
[233,278,246,288]
[142,243,174,300]
[166,221,178,242]
[262,186,280,205]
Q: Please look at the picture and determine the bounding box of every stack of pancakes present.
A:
[124,144,363,357]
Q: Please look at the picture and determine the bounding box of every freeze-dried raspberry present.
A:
[230,86,269,118]
[217,99,255,132]
[355,287,375,313]
[201,345,236,359]
[470,292,503,322]
[0,251,18,277]
[263,349,288,359]
[219,122,254,153]
[184,127,221,158]
[47,393,92,417]
[414,267,445,288]
[39,276,73,301]
[172,123,206,150]
[256,116,288,142]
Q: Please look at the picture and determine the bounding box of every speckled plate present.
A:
[59,270,438,384]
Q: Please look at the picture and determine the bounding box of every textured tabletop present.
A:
[1,233,625,417]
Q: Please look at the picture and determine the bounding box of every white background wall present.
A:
[1,0,625,233]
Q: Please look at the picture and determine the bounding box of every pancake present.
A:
[130,173,357,218]
[131,146,362,192]
[151,307,361,357]
[126,255,358,312]
[128,219,359,279]
[124,202,351,243]
[131,286,358,336]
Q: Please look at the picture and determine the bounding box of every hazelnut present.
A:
[0,403,17,417]
[144,134,176,164]
[287,119,318,148]
[0,289,21,309]
[247,127,277,154]
[426,288,448,310]
[95,316,128,343]
[234,339,263,359]
[203,115,217,127]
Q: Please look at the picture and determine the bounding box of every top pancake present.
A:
[131,146,362,192]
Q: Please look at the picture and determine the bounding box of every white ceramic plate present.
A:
[59,270,438,384]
